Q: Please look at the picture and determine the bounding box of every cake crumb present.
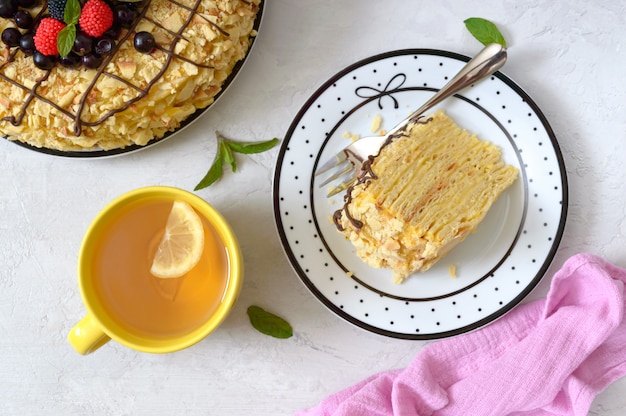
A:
[370,114,383,132]
[449,264,457,278]
[343,131,360,142]
[346,271,353,277]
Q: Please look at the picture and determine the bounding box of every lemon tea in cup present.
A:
[68,186,243,355]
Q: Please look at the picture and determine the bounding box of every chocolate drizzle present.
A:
[0,0,258,137]
[333,115,433,232]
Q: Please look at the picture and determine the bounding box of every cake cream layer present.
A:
[336,110,519,283]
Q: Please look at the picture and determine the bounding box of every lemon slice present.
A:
[150,200,205,278]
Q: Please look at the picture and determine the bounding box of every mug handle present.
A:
[68,314,111,355]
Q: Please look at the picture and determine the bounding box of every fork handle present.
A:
[386,43,507,136]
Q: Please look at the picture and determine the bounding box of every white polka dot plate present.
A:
[273,49,568,339]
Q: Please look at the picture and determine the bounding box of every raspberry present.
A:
[47,0,67,22]
[79,0,113,38]
[33,17,66,56]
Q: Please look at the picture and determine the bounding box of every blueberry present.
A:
[133,31,155,53]
[125,0,146,10]
[94,37,114,55]
[14,9,33,29]
[59,53,81,68]
[102,25,120,40]
[73,31,93,56]
[17,0,36,7]
[1,27,20,47]
[114,4,136,28]
[33,51,56,70]
[82,53,102,69]
[0,0,18,19]
[18,32,35,55]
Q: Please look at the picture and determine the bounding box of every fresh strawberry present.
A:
[33,17,66,56]
[79,0,113,38]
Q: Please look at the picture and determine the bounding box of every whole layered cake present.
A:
[334,110,519,283]
[0,0,260,151]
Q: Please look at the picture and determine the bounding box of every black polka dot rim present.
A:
[273,49,568,340]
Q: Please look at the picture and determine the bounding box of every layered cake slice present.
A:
[334,110,519,283]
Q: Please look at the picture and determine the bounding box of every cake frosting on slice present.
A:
[334,110,519,283]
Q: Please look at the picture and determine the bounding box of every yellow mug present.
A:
[68,186,243,355]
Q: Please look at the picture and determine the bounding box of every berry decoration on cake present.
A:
[133,31,154,53]
[78,0,113,37]
[33,17,65,55]
[48,0,68,22]
[13,9,33,29]
[0,0,18,19]
[0,0,262,151]
[1,26,20,46]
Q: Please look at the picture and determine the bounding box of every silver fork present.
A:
[316,43,508,197]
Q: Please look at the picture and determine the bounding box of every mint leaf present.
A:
[226,138,279,154]
[219,139,236,172]
[195,132,280,190]
[57,0,81,57]
[464,17,507,48]
[194,151,223,190]
[247,306,293,339]
[57,25,76,58]
[64,0,81,25]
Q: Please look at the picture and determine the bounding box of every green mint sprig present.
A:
[194,132,279,190]
[247,305,293,339]
[57,0,81,57]
[464,17,507,48]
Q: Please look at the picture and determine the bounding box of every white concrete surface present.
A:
[1,0,625,414]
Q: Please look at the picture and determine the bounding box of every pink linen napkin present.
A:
[296,253,626,416]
